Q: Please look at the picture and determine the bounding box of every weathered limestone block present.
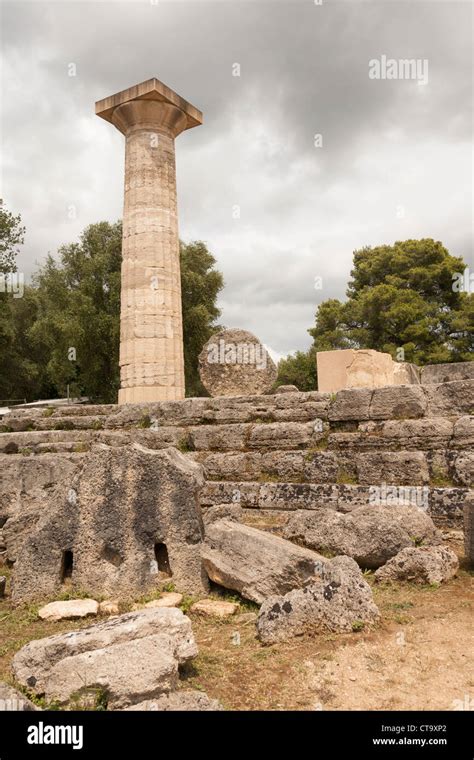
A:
[9,443,208,604]
[421,362,474,384]
[369,385,427,419]
[354,451,429,485]
[202,503,244,526]
[424,380,474,417]
[199,328,277,397]
[374,545,459,584]
[453,416,474,448]
[303,451,341,483]
[248,422,316,450]
[125,691,223,711]
[257,556,380,643]
[12,607,197,695]
[200,480,467,525]
[0,453,80,496]
[201,519,328,603]
[329,388,372,421]
[360,418,454,450]
[0,431,93,455]
[43,634,179,708]
[282,505,441,568]
[261,451,307,480]
[191,451,263,481]
[463,491,474,566]
[452,453,474,487]
[189,423,248,452]
[429,487,469,526]
[393,362,421,385]
[38,599,99,621]
[317,349,394,393]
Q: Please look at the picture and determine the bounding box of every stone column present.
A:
[96,79,202,403]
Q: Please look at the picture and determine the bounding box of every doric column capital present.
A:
[110,100,188,138]
[96,77,202,137]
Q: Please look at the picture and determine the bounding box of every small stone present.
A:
[274,385,299,394]
[257,556,380,644]
[38,599,99,621]
[145,592,183,609]
[99,600,120,616]
[374,545,459,584]
[0,576,6,598]
[191,599,239,618]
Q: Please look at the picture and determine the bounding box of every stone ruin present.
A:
[5,443,208,604]
[0,377,472,607]
[0,76,472,710]
[316,347,474,394]
[199,328,277,397]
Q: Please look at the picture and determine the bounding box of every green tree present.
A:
[277,239,472,390]
[180,240,224,396]
[31,221,122,402]
[0,287,54,402]
[0,199,25,273]
[0,200,29,402]
[276,347,317,392]
[29,224,223,403]
[309,239,472,366]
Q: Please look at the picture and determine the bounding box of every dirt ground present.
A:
[0,533,472,712]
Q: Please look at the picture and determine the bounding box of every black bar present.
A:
[0,710,471,758]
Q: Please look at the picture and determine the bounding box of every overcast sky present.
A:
[1,0,472,361]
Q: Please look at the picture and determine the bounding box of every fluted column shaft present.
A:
[113,101,187,403]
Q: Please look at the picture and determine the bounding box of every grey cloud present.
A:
[1,0,472,356]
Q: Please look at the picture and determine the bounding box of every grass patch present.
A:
[177,436,194,453]
[305,438,329,458]
[53,421,74,431]
[257,472,280,483]
[430,468,455,487]
[336,470,358,485]
[73,442,90,453]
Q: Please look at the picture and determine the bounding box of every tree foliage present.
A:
[278,239,473,390]
[0,218,223,403]
[275,348,317,392]
[0,199,25,273]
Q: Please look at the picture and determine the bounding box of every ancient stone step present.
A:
[1,380,472,433]
[1,416,471,463]
[191,447,473,487]
[200,480,468,526]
